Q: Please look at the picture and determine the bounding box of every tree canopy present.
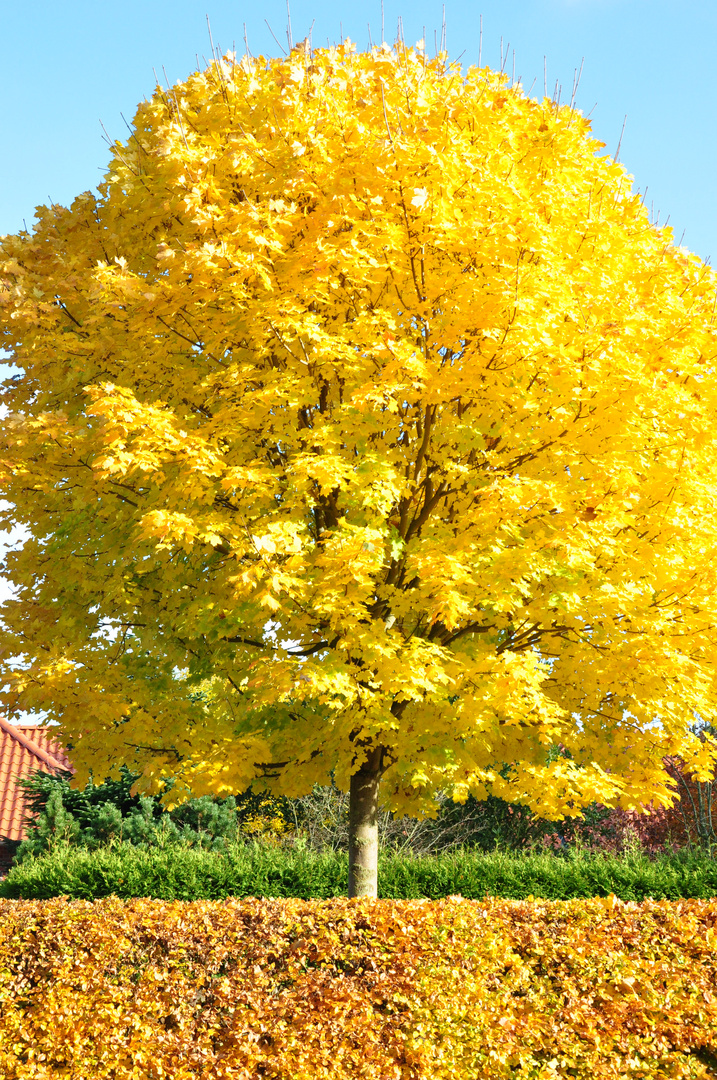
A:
[2,41,717,894]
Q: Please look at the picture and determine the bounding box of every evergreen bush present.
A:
[12,768,247,862]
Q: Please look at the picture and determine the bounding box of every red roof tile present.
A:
[0,715,73,842]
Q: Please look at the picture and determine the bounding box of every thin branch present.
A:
[287,640,329,656]
[286,0,293,51]
[442,621,494,646]
[265,19,288,55]
[55,297,83,328]
[379,79,394,145]
[614,114,627,162]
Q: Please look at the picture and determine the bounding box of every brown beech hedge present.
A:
[0,896,716,1078]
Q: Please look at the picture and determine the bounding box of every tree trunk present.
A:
[348,746,383,898]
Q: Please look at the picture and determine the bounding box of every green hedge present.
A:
[1,840,716,901]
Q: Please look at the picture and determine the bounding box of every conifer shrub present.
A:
[10,768,291,862]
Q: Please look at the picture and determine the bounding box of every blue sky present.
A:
[2,0,717,261]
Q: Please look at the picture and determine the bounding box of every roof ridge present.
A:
[0,715,68,773]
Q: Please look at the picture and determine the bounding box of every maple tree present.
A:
[2,41,717,896]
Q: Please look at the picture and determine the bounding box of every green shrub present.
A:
[11,768,290,862]
[2,840,715,902]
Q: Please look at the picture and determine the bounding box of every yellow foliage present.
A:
[240,796,291,840]
[2,42,717,822]
[0,896,715,1078]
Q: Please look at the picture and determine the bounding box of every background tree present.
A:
[2,42,717,896]
[661,722,717,853]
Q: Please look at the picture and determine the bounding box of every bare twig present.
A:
[379,79,394,145]
[614,114,627,162]
[265,19,288,56]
